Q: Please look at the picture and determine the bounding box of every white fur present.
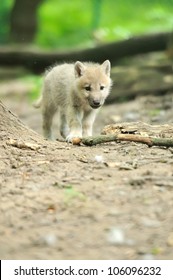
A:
[35,60,112,142]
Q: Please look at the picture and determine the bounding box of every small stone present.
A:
[72,137,81,145]
[34,233,58,247]
[107,227,125,245]
[104,161,119,168]
[142,254,155,260]
[95,155,104,163]
[43,234,57,246]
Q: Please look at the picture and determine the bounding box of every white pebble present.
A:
[142,254,155,260]
[42,234,57,246]
[95,155,104,163]
[107,227,125,245]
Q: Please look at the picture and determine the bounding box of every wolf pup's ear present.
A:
[102,60,111,77]
[74,61,85,77]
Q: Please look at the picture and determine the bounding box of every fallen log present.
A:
[0,32,172,73]
[107,64,173,103]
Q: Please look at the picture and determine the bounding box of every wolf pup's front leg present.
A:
[65,106,83,142]
[82,110,97,137]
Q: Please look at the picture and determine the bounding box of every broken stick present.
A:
[72,134,173,148]
[7,139,40,150]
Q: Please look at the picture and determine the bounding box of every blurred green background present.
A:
[1,0,173,49]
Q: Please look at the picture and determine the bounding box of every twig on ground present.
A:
[72,134,173,148]
[7,139,40,150]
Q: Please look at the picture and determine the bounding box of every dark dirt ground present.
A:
[0,54,173,260]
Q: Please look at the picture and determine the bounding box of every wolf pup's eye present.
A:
[100,85,104,90]
[85,85,91,91]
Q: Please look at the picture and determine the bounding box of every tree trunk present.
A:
[0,32,172,73]
[9,0,43,43]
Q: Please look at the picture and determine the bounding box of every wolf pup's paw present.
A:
[66,133,82,143]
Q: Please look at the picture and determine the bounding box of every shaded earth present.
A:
[0,54,173,260]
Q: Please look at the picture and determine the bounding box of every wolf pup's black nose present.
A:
[92,100,100,107]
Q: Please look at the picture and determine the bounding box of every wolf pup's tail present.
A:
[33,96,42,108]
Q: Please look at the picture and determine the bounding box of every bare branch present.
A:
[72,134,173,148]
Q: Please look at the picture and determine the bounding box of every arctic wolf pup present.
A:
[35,60,112,142]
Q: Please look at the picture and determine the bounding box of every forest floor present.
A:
[0,53,173,260]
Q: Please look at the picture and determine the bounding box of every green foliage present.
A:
[99,0,173,41]
[63,186,86,205]
[36,0,93,49]
[91,0,103,30]
[1,0,173,48]
[148,109,162,117]
[35,0,173,49]
[0,0,14,43]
